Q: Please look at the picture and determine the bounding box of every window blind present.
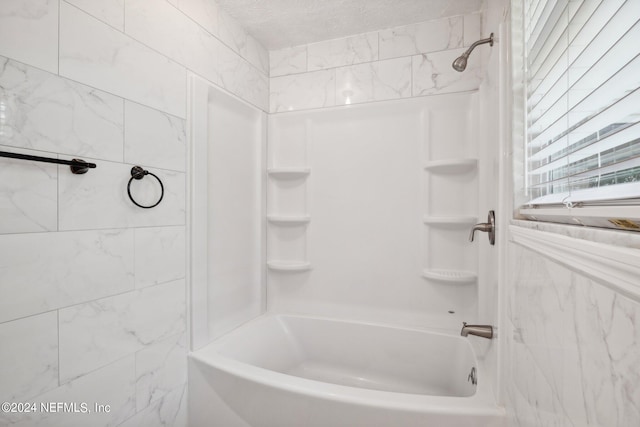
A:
[524,0,640,207]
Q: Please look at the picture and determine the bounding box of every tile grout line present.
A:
[123,100,126,164]
[270,44,468,80]
[57,309,61,387]
[0,222,187,238]
[270,87,480,115]
[133,226,137,291]
[410,54,414,97]
[0,53,191,121]
[0,275,187,328]
[57,0,61,75]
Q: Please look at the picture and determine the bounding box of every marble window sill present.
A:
[510,219,640,250]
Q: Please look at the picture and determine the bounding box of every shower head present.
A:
[452,53,469,72]
[452,33,494,72]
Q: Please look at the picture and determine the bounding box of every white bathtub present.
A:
[188,314,505,427]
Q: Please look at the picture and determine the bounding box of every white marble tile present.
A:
[58,279,186,383]
[0,145,57,234]
[0,356,137,427]
[509,341,566,427]
[565,277,640,426]
[244,35,270,76]
[307,32,378,71]
[124,101,186,172]
[0,0,58,73]
[379,17,463,60]
[270,46,307,77]
[217,8,247,57]
[0,228,134,323]
[119,384,187,427]
[0,312,58,402]
[336,57,411,105]
[412,49,483,96]
[135,333,186,411]
[218,43,269,111]
[134,226,185,288]
[214,8,269,75]
[124,0,220,87]
[270,69,336,113]
[506,239,640,427]
[464,13,483,47]
[0,56,125,162]
[65,0,124,30]
[177,0,219,36]
[58,160,185,231]
[59,2,186,118]
[511,249,575,348]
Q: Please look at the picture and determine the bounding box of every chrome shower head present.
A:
[452,53,469,72]
[452,33,494,72]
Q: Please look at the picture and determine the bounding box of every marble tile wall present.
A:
[0,0,267,426]
[505,235,640,426]
[269,12,483,113]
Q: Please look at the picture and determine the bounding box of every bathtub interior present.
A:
[201,315,477,398]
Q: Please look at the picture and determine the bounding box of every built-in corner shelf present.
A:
[267,167,311,179]
[267,214,311,225]
[423,158,477,174]
[423,216,477,226]
[422,269,477,284]
[267,261,312,272]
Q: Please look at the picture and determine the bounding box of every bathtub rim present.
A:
[189,312,504,417]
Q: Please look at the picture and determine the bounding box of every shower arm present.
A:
[461,33,494,58]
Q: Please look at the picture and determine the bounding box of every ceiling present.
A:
[216,0,484,50]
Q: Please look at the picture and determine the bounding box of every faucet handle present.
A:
[469,210,495,245]
[469,223,492,242]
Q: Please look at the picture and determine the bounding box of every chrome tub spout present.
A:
[460,322,494,339]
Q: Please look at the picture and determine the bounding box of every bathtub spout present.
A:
[460,322,493,339]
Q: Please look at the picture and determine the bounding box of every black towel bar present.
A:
[0,150,96,174]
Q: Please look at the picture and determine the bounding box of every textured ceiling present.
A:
[216,0,484,50]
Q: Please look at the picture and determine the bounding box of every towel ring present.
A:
[127,166,164,209]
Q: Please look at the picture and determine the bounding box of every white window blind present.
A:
[524,0,640,207]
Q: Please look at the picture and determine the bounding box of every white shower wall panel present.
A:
[206,89,265,341]
[267,93,480,331]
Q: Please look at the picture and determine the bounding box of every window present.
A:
[520,0,640,229]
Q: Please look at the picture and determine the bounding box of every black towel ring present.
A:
[127,166,164,209]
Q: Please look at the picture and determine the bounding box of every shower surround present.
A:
[188,6,504,425]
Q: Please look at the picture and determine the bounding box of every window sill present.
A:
[509,221,640,303]
[519,206,640,232]
[511,219,640,248]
